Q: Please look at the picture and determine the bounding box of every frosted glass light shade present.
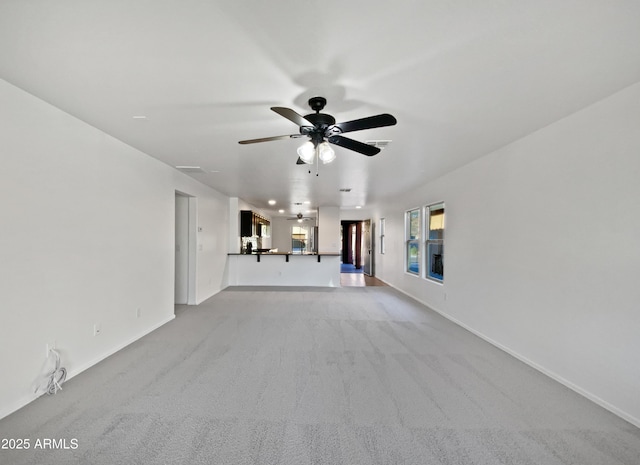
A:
[318,142,336,164]
[297,141,315,164]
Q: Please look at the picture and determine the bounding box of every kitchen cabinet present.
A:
[240,210,270,237]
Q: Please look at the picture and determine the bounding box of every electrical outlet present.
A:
[46,341,56,357]
[93,323,101,336]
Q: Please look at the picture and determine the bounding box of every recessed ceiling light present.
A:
[268,200,276,205]
[355,205,362,209]
[210,170,220,173]
[132,115,147,119]
[278,209,285,213]
[303,201,311,205]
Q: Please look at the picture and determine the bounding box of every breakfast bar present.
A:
[227,252,341,287]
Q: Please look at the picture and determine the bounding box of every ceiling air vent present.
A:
[175,166,206,173]
[339,188,352,192]
[365,140,391,150]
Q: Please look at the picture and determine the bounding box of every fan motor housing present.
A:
[303,96,336,129]
[303,112,336,127]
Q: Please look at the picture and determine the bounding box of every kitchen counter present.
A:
[228,252,339,262]
[226,252,341,287]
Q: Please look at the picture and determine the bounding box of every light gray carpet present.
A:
[1,286,639,464]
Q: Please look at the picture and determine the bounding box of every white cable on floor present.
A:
[34,348,67,395]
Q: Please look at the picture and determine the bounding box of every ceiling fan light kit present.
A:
[296,140,336,165]
[296,141,316,164]
[239,97,396,166]
[318,142,336,164]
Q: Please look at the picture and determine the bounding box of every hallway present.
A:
[340,271,387,287]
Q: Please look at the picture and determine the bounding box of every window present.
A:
[406,208,420,274]
[425,203,444,281]
[380,218,386,254]
[291,225,309,254]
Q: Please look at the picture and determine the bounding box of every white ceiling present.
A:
[1,1,639,217]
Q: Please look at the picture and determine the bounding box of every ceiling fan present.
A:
[239,97,397,164]
[287,212,314,222]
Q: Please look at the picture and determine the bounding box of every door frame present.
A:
[175,191,197,306]
[363,219,374,276]
[341,219,375,276]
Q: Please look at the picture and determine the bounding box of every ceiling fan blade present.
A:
[328,135,381,156]
[271,107,316,127]
[238,134,303,144]
[330,113,397,134]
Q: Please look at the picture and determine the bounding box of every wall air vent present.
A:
[175,166,206,173]
[364,140,391,150]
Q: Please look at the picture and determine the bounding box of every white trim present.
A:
[195,286,224,305]
[66,315,176,380]
[379,278,640,429]
[424,201,445,283]
[187,196,198,305]
[0,315,175,421]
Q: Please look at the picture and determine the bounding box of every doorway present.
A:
[340,219,374,275]
[175,192,197,305]
[340,220,361,270]
[340,219,383,287]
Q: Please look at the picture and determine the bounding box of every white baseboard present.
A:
[65,314,175,380]
[380,279,640,429]
[0,314,175,421]
[0,393,40,422]
[195,286,224,305]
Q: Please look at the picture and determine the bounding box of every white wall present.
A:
[228,197,240,253]
[0,79,229,419]
[373,82,640,427]
[318,206,340,253]
[271,217,293,253]
[340,207,373,222]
